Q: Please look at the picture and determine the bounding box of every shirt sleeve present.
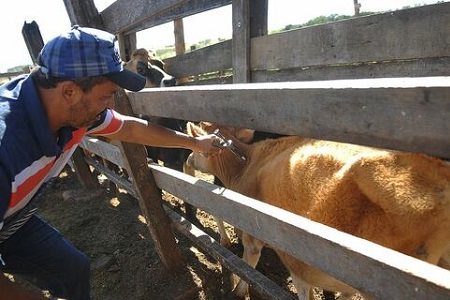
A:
[87,109,125,136]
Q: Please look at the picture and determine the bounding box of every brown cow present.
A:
[186,121,450,300]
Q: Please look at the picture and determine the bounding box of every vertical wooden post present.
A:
[63,0,104,28]
[173,19,189,84]
[174,19,186,55]
[71,148,100,188]
[118,32,137,62]
[233,0,267,83]
[250,0,268,38]
[232,0,251,83]
[114,90,186,272]
[21,21,44,65]
[354,0,361,16]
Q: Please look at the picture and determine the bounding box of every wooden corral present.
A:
[59,0,450,299]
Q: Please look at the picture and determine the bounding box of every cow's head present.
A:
[124,48,177,88]
[186,122,254,182]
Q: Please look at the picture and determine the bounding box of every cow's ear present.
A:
[186,122,204,137]
[236,129,254,143]
[199,121,213,131]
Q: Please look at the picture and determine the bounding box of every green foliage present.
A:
[269,12,377,34]
[154,47,176,59]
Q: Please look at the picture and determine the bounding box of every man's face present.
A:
[68,80,119,128]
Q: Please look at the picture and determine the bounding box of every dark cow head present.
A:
[124,48,177,88]
[135,61,177,88]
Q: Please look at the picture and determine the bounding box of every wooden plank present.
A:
[164,40,232,78]
[174,18,185,55]
[165,206,296,300]
[127,78,450,159]
[251,57,450,82]
[21,21,44,64]
[232,0,251,83]
[63,0,104,28]
[249,0,268,38]
[251,3,450,71]
[101,0,231,34]
[80,137,125,168]
[71,148,99,189]
[84,156,137,198]
[149,163,450,300]
[118,32,137,62]
[173,18,190,85]
[113,89,186,272]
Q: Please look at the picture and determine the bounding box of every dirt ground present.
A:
[15,164,342,300]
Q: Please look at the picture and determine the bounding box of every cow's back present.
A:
[233,136,450,262]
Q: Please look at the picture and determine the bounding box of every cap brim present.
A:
[106,68,146,92]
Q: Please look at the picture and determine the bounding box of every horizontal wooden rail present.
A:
[149,163,450,300]
[80,137,125,168]
[84,156,137,198]
[101,0,231,34]
[128,77,450,159]
[165,205,296,300]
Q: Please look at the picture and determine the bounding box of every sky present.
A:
[0,0,445,73]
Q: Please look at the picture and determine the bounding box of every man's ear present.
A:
[60,81,81,105]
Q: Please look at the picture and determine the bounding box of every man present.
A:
[0,25,220,299]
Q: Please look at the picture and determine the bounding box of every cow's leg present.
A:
[182,162,199,223]
[290,274,314,300]
[232,234,265,297]
[214,217,231,247]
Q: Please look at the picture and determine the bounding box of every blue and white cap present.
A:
[38,25,146,92]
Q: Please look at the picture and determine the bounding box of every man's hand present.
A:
[193,134,223,156]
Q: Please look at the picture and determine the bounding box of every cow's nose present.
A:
[162,77,177,87]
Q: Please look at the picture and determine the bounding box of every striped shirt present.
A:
[0,74,124,230]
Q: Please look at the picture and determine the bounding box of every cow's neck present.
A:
[214,151,247,188]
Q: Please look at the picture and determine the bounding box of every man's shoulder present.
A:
[0,74,29,100]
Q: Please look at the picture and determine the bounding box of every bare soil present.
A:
[16,165,341,300]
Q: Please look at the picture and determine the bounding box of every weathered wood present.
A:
[80,137,125,168]
[167,3,450,82]
[118,32,137,62]
[232,0,250,83]
[101,0,232,34]
[165,205,296,300]
[71,148,99,189]
[173,18,190,84]
[174,18,185,55]
[251,3,450,71]
[150,163,450,300]
[84,156,137,198]
[63,0,104,28]
[249,0,268,38]
[251,57,450,82]
[113,89,185,272]
[165,40,232,78]
[127,78,450,160]
[21,21,44,65]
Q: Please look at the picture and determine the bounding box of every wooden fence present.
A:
[60,1,450,299]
